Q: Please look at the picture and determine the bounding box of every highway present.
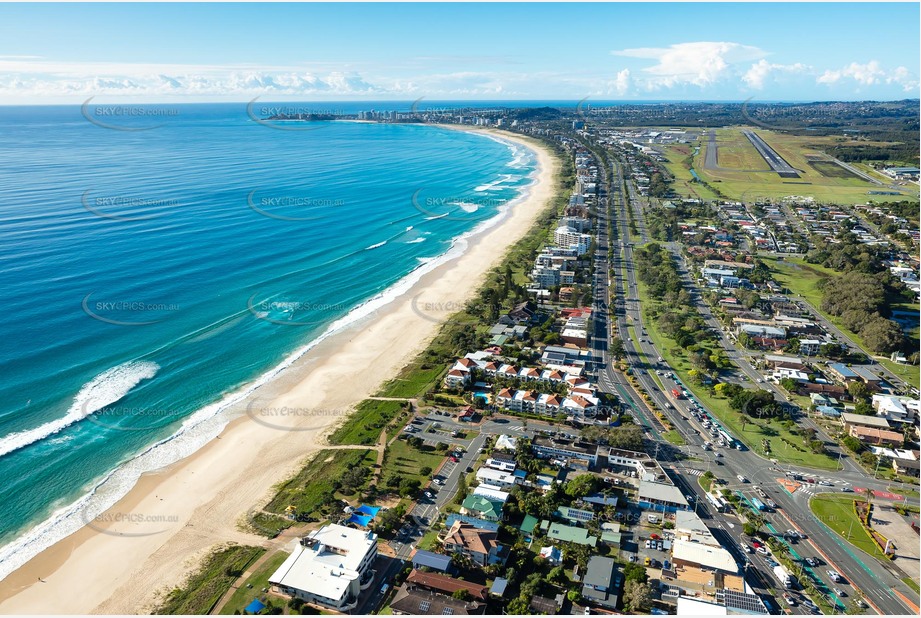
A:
[585,141,918,615]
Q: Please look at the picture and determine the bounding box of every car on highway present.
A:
[804,557,819,567]
[834,588,847,597]
[782,594,797,607]
[827,570,842,583]
[737,474,748,483]
[756,546,769,555]
[840,486,853,492]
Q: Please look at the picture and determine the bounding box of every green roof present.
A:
[462,494,503,519]
[600,531,621,546]
[541,520,597,546]
[519,514,539,534]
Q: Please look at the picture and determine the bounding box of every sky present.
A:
[0,2,919,104]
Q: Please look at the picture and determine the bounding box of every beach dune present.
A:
[0,128,559,614]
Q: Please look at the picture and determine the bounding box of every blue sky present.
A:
[0,2,918,103]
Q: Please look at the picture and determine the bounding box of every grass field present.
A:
[265,448,371,516]
[327,399,407,446]
[377,362,445,398]
[809,493,890,562]
[662,127,919,205]
[662,430,686,445]
[380,439,447,488]
[659,145,722,201]
[764,257,920,390]
[219,551,291,615]
[157,545,265,615]
[635,270,839,470]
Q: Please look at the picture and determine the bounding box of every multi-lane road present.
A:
[585,143,918,615]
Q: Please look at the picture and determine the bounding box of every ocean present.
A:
[0,103,536,579]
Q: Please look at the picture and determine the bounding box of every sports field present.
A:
[660,127,920,204]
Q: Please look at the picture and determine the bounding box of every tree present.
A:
[848,381,870,401]
[623,581,652,613]
[451,589,471,601]
[567,589,582,604]
[859,316,904,354]
[419,466,433,477]
[622,561,648,584]
[564,474,597,499]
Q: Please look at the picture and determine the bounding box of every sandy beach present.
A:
[0,128,559,614]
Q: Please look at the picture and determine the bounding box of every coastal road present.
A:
[592,139,918,614]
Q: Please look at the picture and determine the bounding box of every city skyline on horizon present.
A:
[0,2,919,104]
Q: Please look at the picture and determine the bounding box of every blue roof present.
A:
[828,363,857,378]
[245,599,266,614]
[445,513,500,532]
[411,549,453,571]
[355,504,380,517]
[347,513,373,527]
[816,406,841,417]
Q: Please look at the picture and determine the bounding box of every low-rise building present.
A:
[532,436,599,466]
[269,524,378,612]
[441,522,507,567]
[581,556,621,609]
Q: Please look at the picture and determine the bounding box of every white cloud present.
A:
[818,61,919,92]
[817,61,886,86]
[612,41,767,88]
[886,66,920,93]
[610,69,631,96]
[742,59,810,90]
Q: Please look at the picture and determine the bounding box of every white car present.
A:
[424,491,434,499]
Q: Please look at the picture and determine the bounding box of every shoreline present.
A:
[0,127,560,613]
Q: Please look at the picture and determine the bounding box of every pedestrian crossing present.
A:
[683,468,705,477]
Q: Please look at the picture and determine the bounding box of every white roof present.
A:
[638,480,688,506]
[677,597,728,616]
[472,485,510,503]
[672,539,738,573]
[269,524,376,600]
[476,468,517,485]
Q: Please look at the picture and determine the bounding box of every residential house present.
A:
[441,521,507,567]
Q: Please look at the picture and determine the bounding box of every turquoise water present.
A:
[0,104,535,577]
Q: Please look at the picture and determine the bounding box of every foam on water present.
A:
[0,127,540,584]
[0,361,159,459]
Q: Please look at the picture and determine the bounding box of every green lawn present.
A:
[157,545,265,615]
[327,399,407,446]
[219,551,291,614]
[662,430,686,446]
[809,493,890,562]
[764,257,920,389]
[634,270,839,470]
[377,363,445,398]
[380,439,447,488]
[265,448,371,516]
[903,577,921,594]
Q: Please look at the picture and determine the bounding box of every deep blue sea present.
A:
[0,103,536,578]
